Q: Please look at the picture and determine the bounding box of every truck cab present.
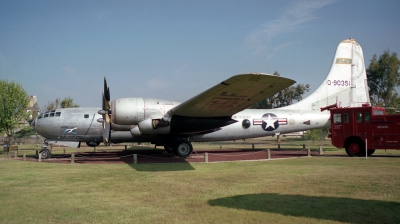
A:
[323,104,400,156]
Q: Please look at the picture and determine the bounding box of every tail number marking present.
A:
[327,80,351,86]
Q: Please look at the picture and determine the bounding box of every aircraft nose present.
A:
[30,117,36,130]
[31,120,35,128]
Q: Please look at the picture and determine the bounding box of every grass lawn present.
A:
[1,146,400,223]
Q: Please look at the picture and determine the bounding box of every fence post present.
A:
[133,154,137,164]
[23,153,26,161]
[204,152,208,163]
[267,149,271,160]
[307,148,311,157]
[94,147,96,152]
[71,154,75,164]
[303,144,306,150]
[13,152,17,158]
[252,143,255,150]
[124,144,127,150]
[8,151,11,160]
[64,148,66,154]
[38,153,42,163]
[220,144,222,150]
[278,144,280,150]
[319,146,323,155]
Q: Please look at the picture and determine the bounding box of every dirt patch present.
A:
[19,148,319,164]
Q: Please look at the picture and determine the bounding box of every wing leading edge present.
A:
[168,73,296,118]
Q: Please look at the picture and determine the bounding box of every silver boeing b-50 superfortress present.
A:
[33,38,370,159]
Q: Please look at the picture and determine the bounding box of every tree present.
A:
[0,80,30,147]
[251,72,310,109]
[41,97,79,112]
[304,129,323,145]
[367,50,400,108]
[60,97,79,108]
[42,98,61,112]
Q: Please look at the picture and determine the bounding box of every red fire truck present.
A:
[322,103,400,157]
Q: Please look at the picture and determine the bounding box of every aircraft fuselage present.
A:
[34,107,330,144]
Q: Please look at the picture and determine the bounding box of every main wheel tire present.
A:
[345,140,364,157]
[39,149,52,159]
[173,140,193,158]
[164,145,174,153]
[86,141,100,147]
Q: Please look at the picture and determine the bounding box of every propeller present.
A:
[98,77,112,143]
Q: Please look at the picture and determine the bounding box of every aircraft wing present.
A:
[168,73,296,117]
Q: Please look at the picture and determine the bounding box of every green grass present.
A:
[1,154,400,223]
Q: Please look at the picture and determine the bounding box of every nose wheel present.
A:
[39,149,52,159]
[173,140,193,158]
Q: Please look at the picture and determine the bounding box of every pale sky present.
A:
[1,0,399,108]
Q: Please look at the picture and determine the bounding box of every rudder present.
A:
[285,38,370,110]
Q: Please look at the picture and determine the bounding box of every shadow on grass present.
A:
[208,193,400,223]
[128,162,195,171]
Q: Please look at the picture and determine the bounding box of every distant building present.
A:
[26,95,40,121]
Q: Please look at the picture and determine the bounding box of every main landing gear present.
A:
[163,139,193,158]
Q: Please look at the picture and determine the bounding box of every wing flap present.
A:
[169,73,295,117]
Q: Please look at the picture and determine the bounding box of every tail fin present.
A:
[285,38,370,110]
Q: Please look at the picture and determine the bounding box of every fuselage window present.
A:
[44,114,49,118]
[50,113,55,117]
[84,114,89,118]
[38,114,42,119]
[56,112,61,117]
[242,119,251,129]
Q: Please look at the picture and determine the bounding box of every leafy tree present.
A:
[304,129,323,145]
[42,98,61,112]
[367,50,400,108]
[41,97,79,112]
[14,126,36,138]
[251,72,310,109]
[60,97,79,108]
[0,80,30,147]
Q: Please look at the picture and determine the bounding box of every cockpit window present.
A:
[56,112,61,117]
[84,114,89,118]
[38,114,42,119]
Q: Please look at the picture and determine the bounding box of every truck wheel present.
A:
[367,149,375,156]
[173,140,193,158]
[345,140,364,157]
[39,149,52,159]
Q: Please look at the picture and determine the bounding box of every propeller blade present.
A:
[103,78,111,110]
[100,77,112,143]
[103,122,111,143]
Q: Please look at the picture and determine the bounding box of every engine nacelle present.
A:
[138,118,170,135]
[111,98,179,125]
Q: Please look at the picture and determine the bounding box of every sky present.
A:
[1,0,399,109]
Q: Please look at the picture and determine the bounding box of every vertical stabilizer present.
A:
[285,38,370,110]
